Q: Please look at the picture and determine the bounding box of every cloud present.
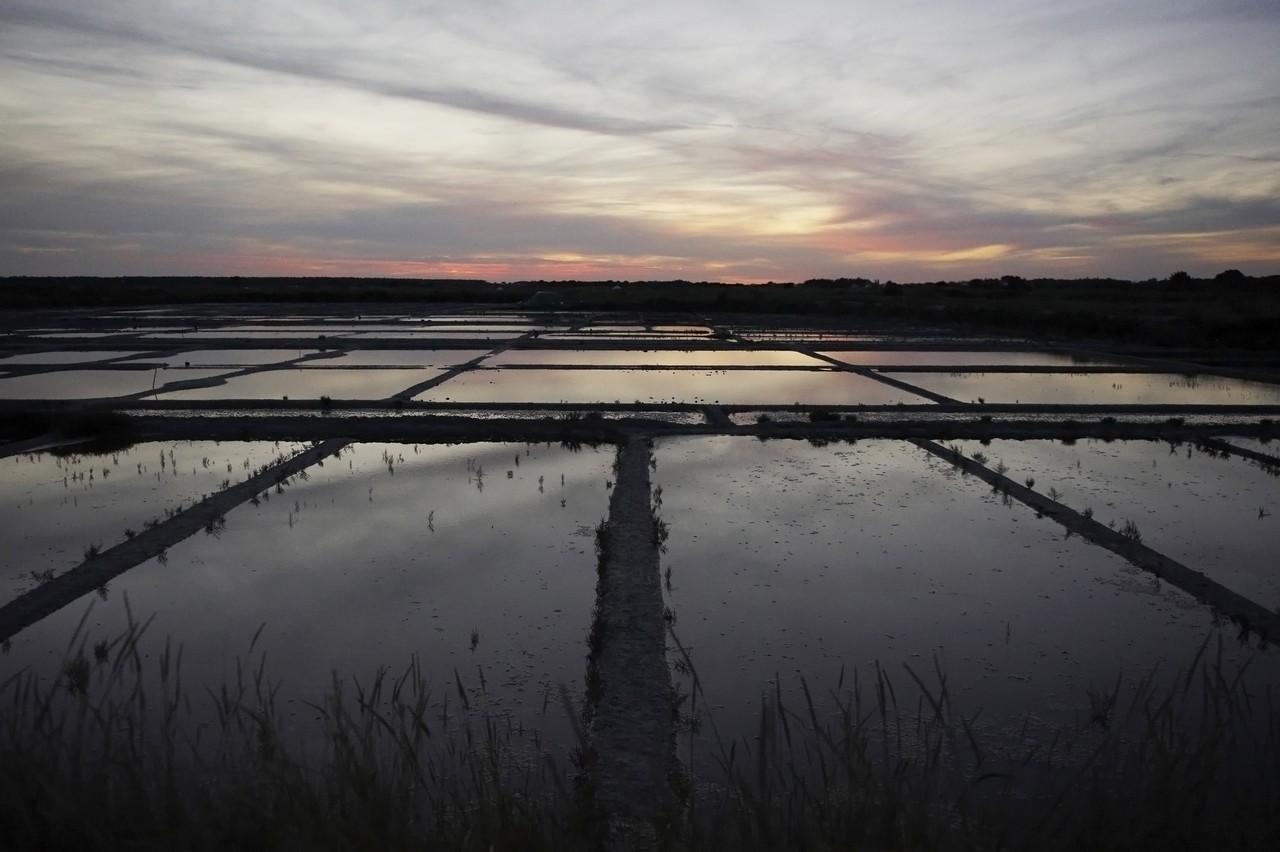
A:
[1,0,1277,280]
[0,3,681,137]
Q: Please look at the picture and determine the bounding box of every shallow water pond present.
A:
[417,368,930,405]
[486,349,826,368]
[313,349,492,368]
[737,331,891,343]
[140,330,361,340]
[949,438,1280,607]
[424,314,537,321]
[821,351,1120,368]
[881,371,1280,405]
[4,442,613,744]
[0,369,231,400]
[123,349,320,368]
[577,324,711,335]
[0,441,308,600]
[158,368,440,400]
[347,330,526,340]
[651,437,1268,765]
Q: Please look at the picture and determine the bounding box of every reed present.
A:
[2,615,1276,851]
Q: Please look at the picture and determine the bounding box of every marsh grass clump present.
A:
[664,634,1280,852]
[0,614,586,852]
[4,618,1279,852]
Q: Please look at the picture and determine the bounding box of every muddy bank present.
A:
[588,437,679,840]
[4,404,1279,448]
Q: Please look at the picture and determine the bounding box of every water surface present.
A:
[4,442,613,745]
[487,349,826,368]
[418,368,929,405]
[0,369,230,400]
[950,438,1280,607]
[652,436,1268,766]
[881,372,1280,405]
[158,368,440,400]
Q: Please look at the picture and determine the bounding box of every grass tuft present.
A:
[3,617,1278,851]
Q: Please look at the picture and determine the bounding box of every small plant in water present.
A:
[83,543,101,560]
[29,568,56,586]
[1087,675,1121,727]
[1082,506,1094,520]
[1047,486,1062,501]
[63,655,90,695]
[1120,519,1142,542]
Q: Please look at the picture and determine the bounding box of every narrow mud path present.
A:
[803,350,962,403]
[911,438,1280,641]
[0,438,350,643]
[590,436,678,842]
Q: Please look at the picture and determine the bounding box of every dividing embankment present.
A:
[587,436,679,841]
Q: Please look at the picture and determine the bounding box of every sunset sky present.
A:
[2,1,1278,282]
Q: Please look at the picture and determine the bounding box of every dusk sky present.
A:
[2,1,1278,282]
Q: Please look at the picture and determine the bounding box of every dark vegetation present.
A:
[3,271,1278,348]
[2,619,1276,851]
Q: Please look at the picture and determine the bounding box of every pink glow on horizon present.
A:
[96,247,783,282]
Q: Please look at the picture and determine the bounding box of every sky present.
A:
[2,1,1278,283]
